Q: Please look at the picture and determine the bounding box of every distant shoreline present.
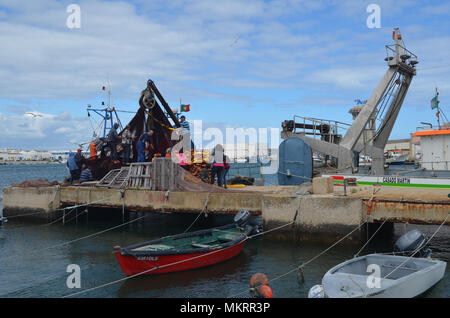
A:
[0,160,63,165]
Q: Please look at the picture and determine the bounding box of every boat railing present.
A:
[291,115,351,144]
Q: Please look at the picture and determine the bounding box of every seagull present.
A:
[230,35,240,47]
[26,112,43,117]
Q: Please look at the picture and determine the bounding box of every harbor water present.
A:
[0,164,449,298]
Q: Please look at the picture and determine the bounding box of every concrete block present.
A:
[312,177,334,194]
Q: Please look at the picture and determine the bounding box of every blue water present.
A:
[0,164,448,298]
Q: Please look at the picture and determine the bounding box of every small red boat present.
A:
[114,210,255,276]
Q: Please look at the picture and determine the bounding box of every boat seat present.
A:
[191,242,221,249]
[217,233,239,242]
[133,244,173,251]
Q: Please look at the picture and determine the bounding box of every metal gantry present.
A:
[282,28,418,175]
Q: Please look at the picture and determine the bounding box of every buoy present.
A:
[307,284,325,298]
[250,273,269,287]
[257,285,273,298]
[249,273,272,298]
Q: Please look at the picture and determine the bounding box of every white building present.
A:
[412,129,450,170]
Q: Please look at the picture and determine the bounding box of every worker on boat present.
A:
[210,144,225,187]
[79,165,94,184]
[180,115,189,132]
[67,151,81,184]
[107,123,120,159]
[121,125,132,164]
[137,130,154,162]
[179,115,195,151]
[89,138,101,159]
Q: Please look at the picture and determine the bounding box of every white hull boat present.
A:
[309,229,447,298]
[322,253,446,298]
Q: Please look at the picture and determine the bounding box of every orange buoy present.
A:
[250,273,269,288]
[249,273,272,298]
[257,285,273,298]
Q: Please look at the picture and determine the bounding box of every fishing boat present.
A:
[114,210,256,276]
[310,229,447,298]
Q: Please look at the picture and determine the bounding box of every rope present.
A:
[354,217,389,258]
[383,213,449,280]
[183,192,211,233]
[57,193,121,211]
[2,213,148,262]
[2,193,121,230]
[226,219,368,298]
[143,109,175,131]
[63,211,301,298]
[63,234,250,298]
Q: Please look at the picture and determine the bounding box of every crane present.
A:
[282,28,418,175]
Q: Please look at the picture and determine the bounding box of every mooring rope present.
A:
[354,217,389,258]
[61,202,302,298]
[226,219,368,298]
[1,213,149,262]
[62,219,296,298]
[2,193,120,224]
[182,192,211,233]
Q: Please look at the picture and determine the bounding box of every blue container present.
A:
[277,137,312,185]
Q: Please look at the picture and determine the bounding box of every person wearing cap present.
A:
[75,148,85,168]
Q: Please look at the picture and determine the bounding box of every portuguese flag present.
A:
[180,104,190,112]
[431,96,439,110]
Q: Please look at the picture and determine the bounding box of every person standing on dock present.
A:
[210,144,225,187]
[222,155,230,189]
[137,130,154,162]
[67,151,81,183]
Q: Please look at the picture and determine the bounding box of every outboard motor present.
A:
[234,209,250,227]
[394,229,431,258]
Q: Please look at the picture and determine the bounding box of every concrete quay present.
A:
[2,177,449,242]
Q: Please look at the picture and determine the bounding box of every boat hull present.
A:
[115,241,246,276]
[322,254,447,298]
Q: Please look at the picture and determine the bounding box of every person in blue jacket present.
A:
[137,130,154,162]
[67,152,81,183]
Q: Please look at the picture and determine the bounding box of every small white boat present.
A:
[311,229,447,298]
[0,217,7,226]
[322,254,446,298]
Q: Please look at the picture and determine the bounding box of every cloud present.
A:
[0,110,93,150]
[1,0,450,147]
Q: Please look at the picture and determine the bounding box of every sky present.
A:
[0,0,449,151]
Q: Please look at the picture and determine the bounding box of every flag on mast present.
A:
[180,104,190,112]
[430,96,439,110]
